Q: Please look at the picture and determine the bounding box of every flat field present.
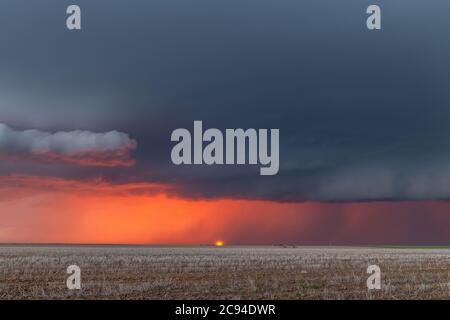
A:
[0,245,449,299]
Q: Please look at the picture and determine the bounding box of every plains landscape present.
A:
[0,245,449,300]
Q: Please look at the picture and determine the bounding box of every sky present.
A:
[1,0,450,245]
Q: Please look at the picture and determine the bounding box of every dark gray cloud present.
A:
[1,0,450,201]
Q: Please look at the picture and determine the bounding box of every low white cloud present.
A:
[0,123,137,167]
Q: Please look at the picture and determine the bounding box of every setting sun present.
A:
[215,241,224,247]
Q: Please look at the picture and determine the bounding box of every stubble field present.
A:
[0,245,449,300]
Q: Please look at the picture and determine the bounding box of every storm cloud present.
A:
[1,0,450,202]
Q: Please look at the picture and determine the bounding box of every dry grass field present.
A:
[0,245,449,300]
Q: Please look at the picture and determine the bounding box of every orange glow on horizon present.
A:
[2,174,450,245]
[0,175,314,244]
